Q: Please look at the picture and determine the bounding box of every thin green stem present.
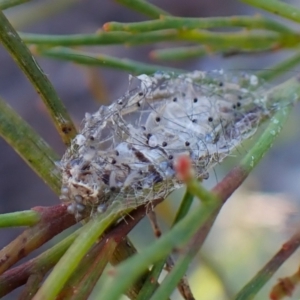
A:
[21,27,290,51]
[109,239,146,300]
[186,178,218,204]
[0,226,82,297]
[115,0,169,18]
[242,78,300,173]
[20,31,138,46]
[178,30,287,50]
[150,45,207,61]
[22,29,179,46]
[37,47,183,75]
[241,0,300,23]
[235,231,300,300]
[104,15,293,34]
[150,254,191,300]
[52,205,151,300]
[56,239,116,300]
[0,11,76,145]
[135,259,164,300]
[0,204,150,298]
[0,205,76,275]
[32,205,126,300]
[98,196,217,300]
[0,210,41,228]
[173,191,194,225]
[0,98,61,194]
[136,191,194,299]
[257,50,300,82]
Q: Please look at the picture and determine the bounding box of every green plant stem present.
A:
[235,231,300,300]
[0,225,82,297]
[20,29,179,46]
[32,204,127,300]
[242,78,300,173]
[0,203,152,298]
[104,15,293,33]
[21,29,293,58]
[0,98,60,194]
[109,239,145,300]
[37,47,183,75]
[0,11,76,145]
[20,31,141,46]
[150,45,207,61]
[241,0,300,23]
[0,0,30,9]
[98,195,217,300]
[60,210,149,300]
[178,30,286,50]
[136,191,194,299]
[257,50,300,82]
[21,28,287,50]
[135,259,165,300]
[0,210,41,228]
[56,239,116,300]
[186,178,218,204]
[173,191,194,225]
[148,184,218,300]
[150,255,191,300]
[115,0,169,18]
[0,205,76,275]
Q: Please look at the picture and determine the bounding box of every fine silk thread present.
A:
[59,70,270,218]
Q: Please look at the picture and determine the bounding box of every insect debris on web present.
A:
[58,70,276,219]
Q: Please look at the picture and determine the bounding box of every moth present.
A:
[59,70,269,218]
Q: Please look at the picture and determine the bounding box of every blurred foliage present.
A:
[1,0,300,299]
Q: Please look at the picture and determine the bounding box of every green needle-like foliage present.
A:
[1,0,300,299]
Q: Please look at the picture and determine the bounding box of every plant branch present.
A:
[150,45,207,61]
[0,202,159,298]
[235,231,300,300]
[32,198,162,300]
[0,98,61,194]
[98,194,218,300]
[35,47,183,75]
[104,15,293,34]
[0,204,76,276]
[241,0,300,23]
[0,225,83,297]
[0,11,76,145]
[137,191,195,300]
[0,210,41,228]
[55,205,151,300]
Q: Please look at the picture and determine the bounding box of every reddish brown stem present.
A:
[237,230,300,300]
[56,206,149,300]
[0,204,76,275]
[0,199,163,298]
